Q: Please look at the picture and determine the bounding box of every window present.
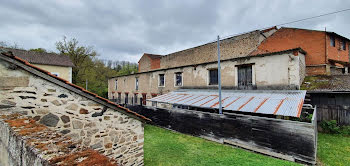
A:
[342,39,346,50]
[51,72,60,77]
[330,36,335,47]
[135,78,139,90]
[175,72,182,86]
[142,93,147,105]
[159,74,165,87]
[125,93,128,104]
[208,69,218,85]
[238,65,253,89]
[118,93,121,103]
[134,94,138,104]
[115,80,118,90]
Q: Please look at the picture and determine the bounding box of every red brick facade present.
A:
[138,53,161,72]
[252,27,349,75]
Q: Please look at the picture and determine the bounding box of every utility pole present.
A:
[217,35,223,114]
[86,79,88,90]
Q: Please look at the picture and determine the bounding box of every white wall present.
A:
[109,52,306,104]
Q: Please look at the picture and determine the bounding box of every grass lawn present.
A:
[317,133,350,166]
[144,124,299,166]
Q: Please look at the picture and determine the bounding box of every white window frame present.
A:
[158,74,165,87]
[235,64,256,86]
[174,72,183,87]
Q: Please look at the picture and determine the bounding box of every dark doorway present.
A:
[238,65,253,89]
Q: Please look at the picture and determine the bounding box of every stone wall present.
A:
[159,30,275,70]
[0,59,144,166]
[0,112,117,166]
[138,55,151,73]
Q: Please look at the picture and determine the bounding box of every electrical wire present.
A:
[216,8,350,42]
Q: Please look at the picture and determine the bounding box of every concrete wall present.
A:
[34,64,72,83]
[109,52,306,104]
[0,60,144,166]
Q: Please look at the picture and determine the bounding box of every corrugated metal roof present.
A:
[148,89,306,117]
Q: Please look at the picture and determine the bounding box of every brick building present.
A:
[253,27,350,75]
[108,27,350,106]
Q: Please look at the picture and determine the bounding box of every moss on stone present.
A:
[301,76,331,90]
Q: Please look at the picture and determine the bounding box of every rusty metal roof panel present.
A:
[148,89,306,117]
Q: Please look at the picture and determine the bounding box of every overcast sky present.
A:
[1,0,350,62]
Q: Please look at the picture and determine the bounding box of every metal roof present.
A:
[148,89,306,117]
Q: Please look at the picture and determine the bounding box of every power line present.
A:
[218,8,350,41]
[174,8,350,54]
[275,8,350,27]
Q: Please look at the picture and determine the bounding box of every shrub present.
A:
[320,120,340,134]
[320,120,350,135]
[340,126,350,135]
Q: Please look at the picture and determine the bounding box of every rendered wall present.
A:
[0,60,144,166]
[34,64,72,83]
[109,52,306,104]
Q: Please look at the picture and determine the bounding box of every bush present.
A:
[320,120,340,134]
[320,120,350,135]
[340,126,350,135]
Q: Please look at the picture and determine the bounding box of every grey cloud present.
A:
[0,0,349,62]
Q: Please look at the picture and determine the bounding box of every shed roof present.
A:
[1,47,74,67]
[148,89,306,117]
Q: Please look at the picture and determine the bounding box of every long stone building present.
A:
[108,27,350,105]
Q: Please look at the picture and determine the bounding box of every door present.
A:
[238,65,253,89]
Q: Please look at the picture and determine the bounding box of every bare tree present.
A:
[56,36,97,84]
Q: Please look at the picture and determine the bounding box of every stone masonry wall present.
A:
[0,112,117,166]
[0,60,144,166]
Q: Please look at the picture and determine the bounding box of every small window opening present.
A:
[330,36,335,47]
[135,78,139,90]
[159,74,165,86]
[208,69,218,85]
[175,72,182,86]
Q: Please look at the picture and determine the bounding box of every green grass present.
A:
[317,133,350,166]
[144,125,299,166]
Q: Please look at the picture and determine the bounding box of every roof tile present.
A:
[1,47,74,67]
